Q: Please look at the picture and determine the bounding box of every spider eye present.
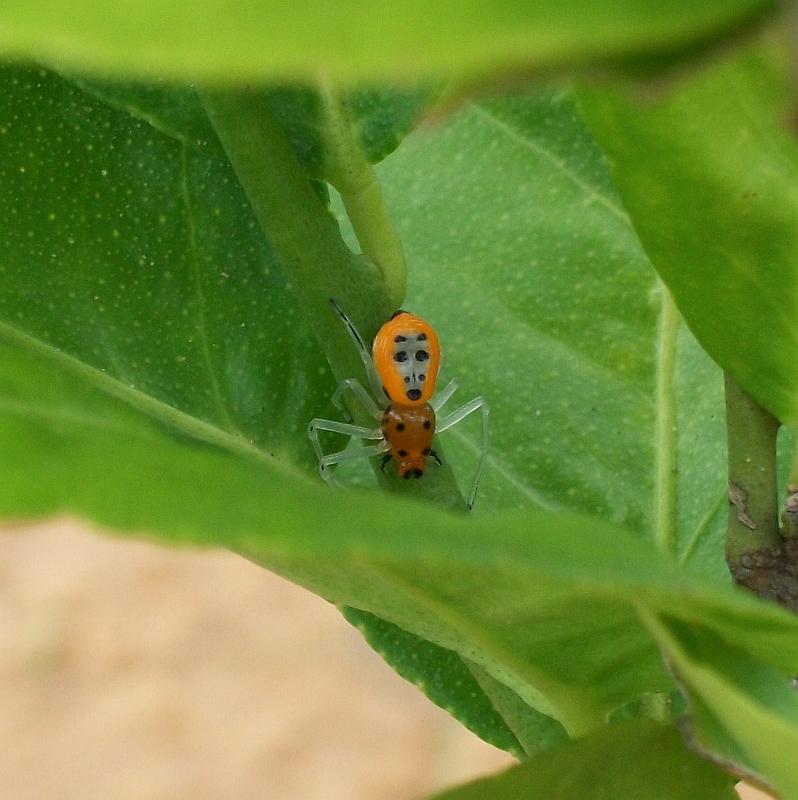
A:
[394,351,408,363]
[416,350,429,362]
[397,449,408,457]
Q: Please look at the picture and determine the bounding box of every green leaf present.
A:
[463,661,568,757]
[343,608,568,757]
[357,90,727,575]
[0,1,774,82]
[427,719,737,799]
[330,88,734,741]
[5,292,798,776]
[0,64,742,753]
[66,75,432,308]
[0,66,331,472]
[642,612,798,797]
[68,75,432,172]
[578,36,798,428]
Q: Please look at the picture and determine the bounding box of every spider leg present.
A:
[308,417,383,460]
[430,377,459,413]
[436,396,490,510]
[331,377,383,423]
[330,299,385,399]
[308,417,387,484]
[319,440,391,483]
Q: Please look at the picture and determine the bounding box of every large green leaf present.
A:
[324,85,736,734]
[361,90,728,578]
[3,320,798,774]
[0,66,330,472]
[68,75,433,173]
[428,719,736,799]
[0,1,774,82]
[642,612,798,797]
[578,37,798,428]
[342,608,567,757]
[0,63,739,754]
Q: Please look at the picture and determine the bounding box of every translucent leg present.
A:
[332,377,383,423]
[308,417,387,484]
[330,299,385,399]
[308,417,383,463]
[430,378,459,413]
[437,396,490,510]
[320,440,391,483]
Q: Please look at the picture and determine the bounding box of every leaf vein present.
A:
[0,318,304,478]
[179,143,240,435]
[653,281,679,555]
[469,103,631,226]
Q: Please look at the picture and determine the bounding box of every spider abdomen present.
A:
[381,403,436,478]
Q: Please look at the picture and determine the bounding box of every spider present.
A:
[308,300,489,509]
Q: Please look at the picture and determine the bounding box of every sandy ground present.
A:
[0,520,771,799]
[0,520,513,800]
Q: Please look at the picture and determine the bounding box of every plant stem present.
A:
[201,88,391,378]
[724,374,798,609]
[782,441,798,539]
[318,80,406,309]
[201,88,467,510]
[724,373,780,558]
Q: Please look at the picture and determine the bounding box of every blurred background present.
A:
[0,522,774,799]
[0,520,513,799]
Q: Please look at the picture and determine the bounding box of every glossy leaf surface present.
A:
[579,39,798,428]
[1,62,794,790]
[0,1,772,82]
[428,719,736,799]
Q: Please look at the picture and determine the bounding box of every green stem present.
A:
[318,80,406,309]
[201,88,391,378]
[782,438,798,540]
[724,374,784,578]
[200,88,466,510]
[789,439,798,492]
[723,377,798,610]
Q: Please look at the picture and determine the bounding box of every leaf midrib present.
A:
[469,102,631,226]
[179,142,240,435]
[653,281,679,555]
[0,317,308,480]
